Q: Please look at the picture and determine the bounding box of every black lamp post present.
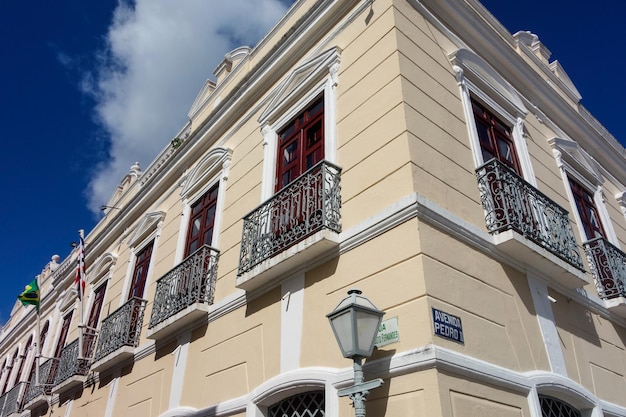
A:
[327,289,385,417]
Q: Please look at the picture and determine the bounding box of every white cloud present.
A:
[83,0,291,214]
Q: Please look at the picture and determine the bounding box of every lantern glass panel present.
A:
[330,309,354,356]
[356,310,381,355]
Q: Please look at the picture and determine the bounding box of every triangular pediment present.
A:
[549,60,581,101]
[450,48,528,117]
[549,137,603,185]
[188,79,217,119]
[127,212,166,248]
[259,47,342,124]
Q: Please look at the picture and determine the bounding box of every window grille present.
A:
[539,395,581,417]
[269,391,325,417]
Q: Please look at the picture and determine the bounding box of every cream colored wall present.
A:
[437,372,530,417]
[181,288,281,407]
[302,219,424,367]
[550,288,626,407]
[336,0,415,230]
[418,221,551,372]
[368,369,440,417]
[112,341,176,417]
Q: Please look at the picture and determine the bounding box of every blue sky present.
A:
[0,0,624,324]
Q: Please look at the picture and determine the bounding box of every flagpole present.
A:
[35,276,41,386]
[78,229,85,360]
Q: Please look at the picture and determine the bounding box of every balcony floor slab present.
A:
[51,375,85,395]
[237,229,339,292]
[493,229,588,289]
[92,347,134,374]
[147,303,209,340]
[605,296,626,318]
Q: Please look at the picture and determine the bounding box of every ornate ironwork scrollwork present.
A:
[584,236,626,299]
[53,333,96,386]
[476,159,583,270]
[24,357,58,404]
[94,297,147,362]
[2,381,28,415]
[148,245,219,328]
[238,160,342,275]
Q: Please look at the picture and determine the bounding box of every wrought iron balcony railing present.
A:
[148,245,219,329]
[476,159,584,270]
[2,381,28,416]
[53,332,97,387]
[94,297,146,362]
[583,236,626,299]
[238,160,342,275]
[24,357,58,404]
[0,393,6,417]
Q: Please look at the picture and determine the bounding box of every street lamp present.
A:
[327,289,385,417]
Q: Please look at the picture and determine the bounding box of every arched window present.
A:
[268,391,325,417]
[539,395,581,417]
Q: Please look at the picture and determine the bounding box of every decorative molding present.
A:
[449,48,528,118]
[616,192,626,221]
[155,344,626,417]
[179,147,233,200]
[88,252,118,285]
[258,47,341,125]
[126,211,166,248]
[548,137,604,186]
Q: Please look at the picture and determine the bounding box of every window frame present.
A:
[451,48,536,185]
[122,212,164,306]
[259,48,340,201]
[275,96,325,192]
[127,240,154,300]
[550,137,618,246]
[1,349,17,394]
[175,147,231,265]
[184,182,220,257]
[12,336,32,385]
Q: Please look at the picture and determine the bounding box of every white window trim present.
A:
[121,215,164,305]
[259,47,340,201]
[451,48,536,186]
[616,191,626,223]
[175,147,232,264]
[85,253,116,325]
[550,138,618,246]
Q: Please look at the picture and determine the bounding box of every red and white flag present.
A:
[74,230,86,299]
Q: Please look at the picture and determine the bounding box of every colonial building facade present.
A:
[1,0,625,416]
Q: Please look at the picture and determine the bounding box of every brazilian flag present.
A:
[18,278,40,311]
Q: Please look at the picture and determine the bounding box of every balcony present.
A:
[23,357,58,410]
[92,297,146,373]
[51,332,96,394]
[476,159,587,288]
[1,381,28,416]
[584,236,626,316]
[147,245,219,340]
[237,161,341,291]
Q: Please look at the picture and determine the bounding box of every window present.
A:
[268,391,325,417]
[54,313,72,360]
[25,321,49,394]
[12,336,32,385]
[276,96,325,191]
[185,184,219,256]
[1,350,17,394]
[259,47,340,201]
[129,242,153,299]
[472,98,521,174]
[84,284,107,357]
[568,178,605,240]
[539,395,581,417]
